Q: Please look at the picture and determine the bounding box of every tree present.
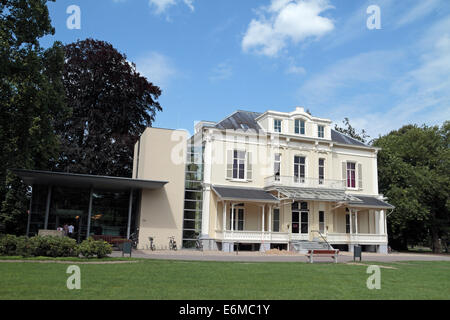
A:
[335,118,370,144]
[0,0,68,234]
[55,39,162,177]
[373,123,450,253]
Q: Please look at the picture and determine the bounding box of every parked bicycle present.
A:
[129,232,139,249]
[169,236,177,251]
[195,233,203,251]
[148,236,156,251]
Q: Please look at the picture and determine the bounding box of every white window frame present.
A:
[318,125,325,138]
[274,153,281,180]
[319,158,325,185]
[232,150,247,181]
[294,155,306,184]
[229,206,245,231]
[295,119,306,135]
[346,161,357,189]
[273,207,280,232]
[274,119,282,133]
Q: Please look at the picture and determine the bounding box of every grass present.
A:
[0,258,449,300]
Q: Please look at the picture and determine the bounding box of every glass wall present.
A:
[28,184,139,242]
[90,190,138,238]
[182,137,204,248]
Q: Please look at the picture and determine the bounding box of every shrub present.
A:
[0,235,111,258]
[0,234,19,256]
[78,238,112,259]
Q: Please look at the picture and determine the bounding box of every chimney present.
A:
[295,106,305,113]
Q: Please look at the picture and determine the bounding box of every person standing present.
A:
[63,224,69,237]
[68,224,75,238]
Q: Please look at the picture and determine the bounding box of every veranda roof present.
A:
[212,185,279,203]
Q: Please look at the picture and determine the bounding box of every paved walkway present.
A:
[110,249,450,263]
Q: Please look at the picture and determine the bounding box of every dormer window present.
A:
[318,125,325,138]
[295,119,305,135]
[274,119,282,133]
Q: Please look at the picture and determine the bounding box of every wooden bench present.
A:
[307,249,339,263]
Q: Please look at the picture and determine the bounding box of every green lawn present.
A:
[0,258,449,300]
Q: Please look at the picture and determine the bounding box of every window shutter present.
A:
[246,152,253,181]
[342,162,347,186]
[226,150,233,179]
[358,163,363,190]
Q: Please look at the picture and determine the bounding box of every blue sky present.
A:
[41,0,450,138]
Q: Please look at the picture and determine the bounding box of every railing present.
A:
[311,230,332,249]
[216,230,289,242]
[264,175,346,190]
[327,233,387,244]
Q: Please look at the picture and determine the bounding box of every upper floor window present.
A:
[319,158,325,184]
[346,162,356,188]
[294,156,306,183]
[318,125,325,138]
[274,153,281,181]
[233,150,246,180]
[274,119,282,133]
[295,119,305,135]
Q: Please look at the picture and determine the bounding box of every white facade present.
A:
[193,107,392,253]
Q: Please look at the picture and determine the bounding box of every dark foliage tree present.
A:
[0,0,67,234]
[335,118,370,144]
[56,39,162,177]
[373,123,450,253]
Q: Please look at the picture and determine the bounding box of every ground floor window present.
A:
[273,208,280,232]
[229,207,244,230]
[292,202,308,234]
[319,211,325,233]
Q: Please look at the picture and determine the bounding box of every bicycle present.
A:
[129,232,138,249]
[148,236,156,251]
[195,234,203,251]
[169,236,177,251]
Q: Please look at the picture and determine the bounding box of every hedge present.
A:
[0,235,112,259]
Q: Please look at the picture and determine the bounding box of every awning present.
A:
[272,186,358,202]
[212,185,279,203]
[348,195,394,209]
[13,169,168,191]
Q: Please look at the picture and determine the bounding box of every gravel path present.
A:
[110,250,450,263]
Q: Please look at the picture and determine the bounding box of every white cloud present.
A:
[209,62,233,82]
[148,0,194,14]
[299,16,450,137]
[242,0,334,57]
[134,52,177,89]
[395,0,442,28]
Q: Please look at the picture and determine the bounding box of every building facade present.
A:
[16,107,393,254]
[180,107,393,253]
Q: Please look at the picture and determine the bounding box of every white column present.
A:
[375,210,380,234]
[231,203,235,231]
[379,210,385,235]
[269,205,272,233]
[201,131,213,237]
[355,210,359,234]
[201,186,211,237]
[383,210,387,235]
[261,205,265,232]
[349,209,353,235]
[222,201,227,232]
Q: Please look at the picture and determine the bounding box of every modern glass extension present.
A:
[182,139,204,248]
[14,169,166,242]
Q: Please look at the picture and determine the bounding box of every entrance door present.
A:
[292,201,308,234]
[229,207,244,231]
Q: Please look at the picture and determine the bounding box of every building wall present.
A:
[204,131,378,195]
[134,127,188,250]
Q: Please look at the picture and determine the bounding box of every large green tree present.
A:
[0,0,68,234]
[373,123,450,253]
[55,39,162,177]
